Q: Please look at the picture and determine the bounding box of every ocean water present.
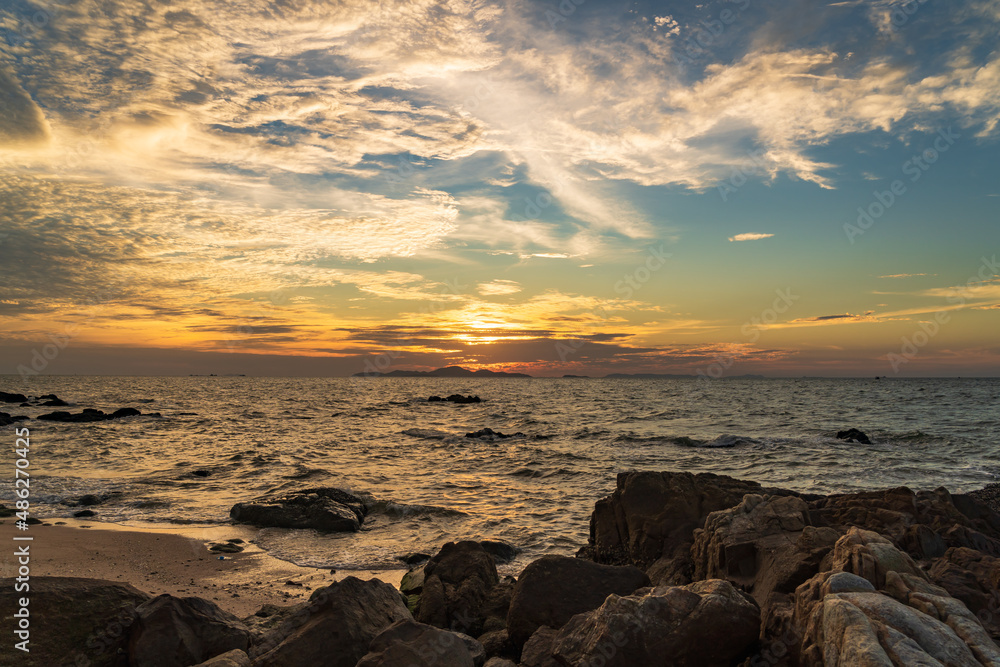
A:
[1,376,998,573]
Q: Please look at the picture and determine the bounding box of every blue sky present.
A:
[0,0,998,376]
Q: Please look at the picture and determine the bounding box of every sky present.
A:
[0,0,998,378]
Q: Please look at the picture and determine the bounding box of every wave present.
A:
[612,433,762,448]
[509,467,581,479]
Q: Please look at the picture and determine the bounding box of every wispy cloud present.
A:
[729,233,775,242]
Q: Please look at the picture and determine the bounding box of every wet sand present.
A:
[0,519,405,618]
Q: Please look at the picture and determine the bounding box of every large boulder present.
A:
[251,576,411,667]
[506,555,649,651]
[929,546,1000,640]
[416,541,500,637]
[692,493,841,609]
[0,576,150,667]
[190,648,251,666]
[580,471,800,581]
[127,594,251,666]
[0,390,28,402]
[356,619,479,667]
[547,579,760,667]
[229,487,368,532]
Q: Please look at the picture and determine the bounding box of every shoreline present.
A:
[0,519,405,618]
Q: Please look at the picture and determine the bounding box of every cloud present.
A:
[728,233,775,242]
[879,273,935,279]
[477,279,522,296]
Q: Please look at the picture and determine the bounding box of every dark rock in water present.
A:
[128,593,251,666]
[427,396,444,402]
[447,394,481,404]
[0,411,30,425]
[506,555,650,651]
[251,576,411,667]
[356,619,480,667]
[416,541,500,637]
[479,540,517,563]
[78,494,103,506]
[41,397,69,406]
[465,428,524,440]
[0,391,28,403]
[230,487,369,532]
[37,407,142,423]
[548,579,760,667]
[38,393,60,400]
[0,576,150,666]
[836,427,872,444]
[399,552,431,565]
[191,469,212,478]
[73,509,96,518]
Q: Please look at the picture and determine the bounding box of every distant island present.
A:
[353,366,770,379]
[353,365,532,378]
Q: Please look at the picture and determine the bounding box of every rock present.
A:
[252,576,411,667]
[0,390,28,402]
[0,576,150,667]
[190,649,251,666]
[794,564,1000,666]
[41,397,69,406]
[447,394,481,404]
[399,552,431,565]
[692,494,840,609]
[128,594,251,667]
[580,471,800,578]
[837,428,872,444]
[828,527,928,589]
[969,483,1000,515]
[36,408,143,423]
[74,509,97,518]
[929,546,1000,640]
[416,541,500,636]
[479,540,517,563]
[519,626,560,667]
[192,469,213,477]
[483,659,517,667]
[356,619,478,667]
[0,411,30,425]
[549,579,760,667]
[465,427,524,439]
[110,407,141,418]
[428,395,444,401]
[0,504,15,517]
[78,494,103,506]
[477,628,516,661]
[506,555,650,650]
[809,486,1000,560]
[230,487,368,532]
[210,542,244,553]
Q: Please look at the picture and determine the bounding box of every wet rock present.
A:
[230,487,368,532]
[128,594,251,667]
[399,552,431,565]
[0,411,30,425]
[448,394,481,404]
[479,540,517,563]
[837,428,872,444]
[356,620,479,667]
[37,408,143,423]
[191,469,213,477]
[506,555,650,651]
[111,407,141,419]
[416,541,500,637]
[0,576,150,667]
[78,494,103,506]
[73,509,97,518]
[0,391,28,403]
[210,542,244,553]
[548,579,761,667]
[251,576,411,667]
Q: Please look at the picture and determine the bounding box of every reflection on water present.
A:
[1,376,997,572]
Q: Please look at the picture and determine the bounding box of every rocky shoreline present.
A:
[3,471,1000,666]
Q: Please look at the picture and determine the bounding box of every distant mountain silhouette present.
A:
[353,365,532,378]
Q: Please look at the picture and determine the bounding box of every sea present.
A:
[1,376,998,574]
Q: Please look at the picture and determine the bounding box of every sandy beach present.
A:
[0,519,405,618]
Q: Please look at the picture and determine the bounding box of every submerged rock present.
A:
[836,428,872,444]
[230,487,369,532]
[465,428,525,440]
